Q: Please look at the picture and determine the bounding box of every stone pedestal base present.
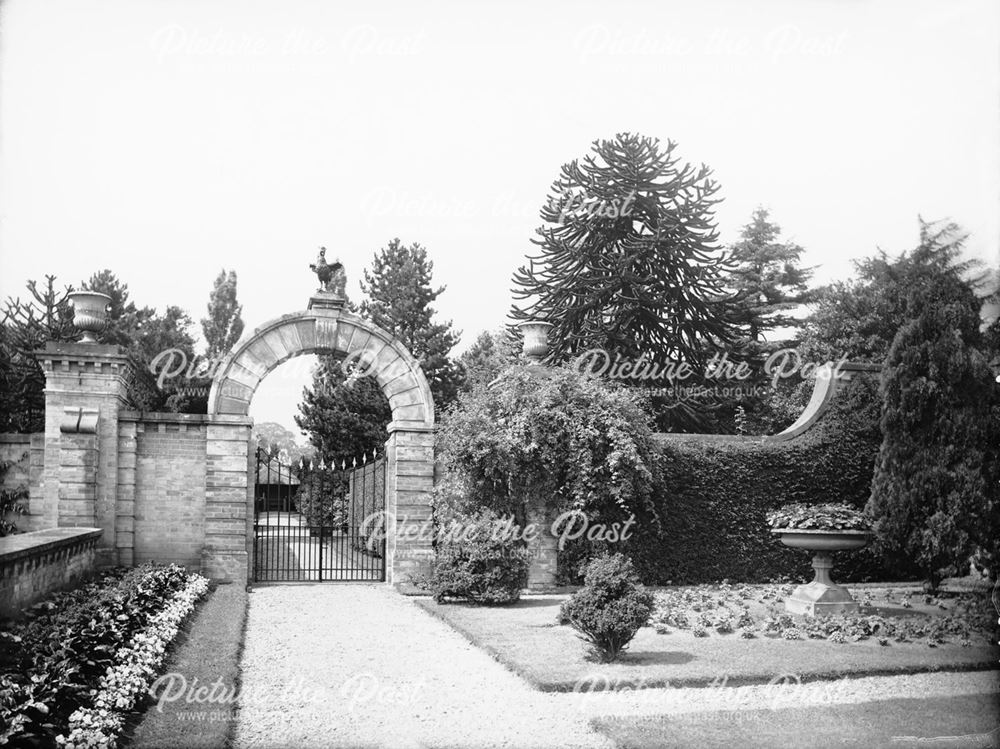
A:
[785,581,859,616]
[307,292,345,311]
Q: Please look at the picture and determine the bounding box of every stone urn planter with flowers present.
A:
[767,502,872,616]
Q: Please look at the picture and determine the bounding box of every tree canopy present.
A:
[865,223,1000,584]
[202,269,245,362]
[724,206,813,352]
[511,133,736,367]
[359,238,463,411]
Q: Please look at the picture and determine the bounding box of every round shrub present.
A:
[559,553,654,661]
[430,513,529,604]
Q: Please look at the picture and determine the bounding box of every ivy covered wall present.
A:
[623,370,921,585]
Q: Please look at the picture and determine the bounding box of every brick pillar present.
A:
[38,343,133,567]
[526,500,558,590]
[202,416,252,581]
[385,425,435,586]
[116,418,138,567]
[57,407,99,526]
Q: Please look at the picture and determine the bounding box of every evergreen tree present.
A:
[295,356,392,467]
[81,269,155,350]
[511,133,736,366]
[458,328,520,392]
[866,223,1000,586]
[202,269,245,361]
[725,207,813,350]
[0,277,77,431]
[359,239,463,411]
[798,220,985,364]
[713,208,814,435]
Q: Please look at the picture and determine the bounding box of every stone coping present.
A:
[119,411,252,425]
[0,528,102,564]
[0,433,34,444]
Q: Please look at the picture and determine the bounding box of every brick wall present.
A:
[0,527,101,619]
[0,433,45,532]
[131,415,208,569]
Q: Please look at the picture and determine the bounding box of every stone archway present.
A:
[201,301,435,585]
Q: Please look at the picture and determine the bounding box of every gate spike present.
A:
[373,447,378,458]
[319,457,326,470]
[352,457,357,468]
[362,452,367,464]
[341,460,346,470]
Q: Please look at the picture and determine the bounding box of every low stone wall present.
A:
[0,527,102,619]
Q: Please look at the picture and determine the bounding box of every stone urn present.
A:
[517,321,553,364]
[771,529,871,615]
[68,291,112,343]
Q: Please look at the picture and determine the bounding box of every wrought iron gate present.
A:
[252,447,386,582]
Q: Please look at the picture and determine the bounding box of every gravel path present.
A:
[233,584,611,748]
[234,585,999,749]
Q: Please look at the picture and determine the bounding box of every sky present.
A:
[1,0,998,439]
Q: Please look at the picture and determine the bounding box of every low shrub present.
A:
[0,563,207,747]
[429,513,529,604]
[559,554,655,661]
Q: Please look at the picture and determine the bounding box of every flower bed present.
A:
[650,582,997,645]
[766,502,872,532]
[0,563,208,748]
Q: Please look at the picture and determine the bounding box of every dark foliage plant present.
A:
[866,226,1000,586]
[0,564,195,747]
[559,553,654,661]
[429,513,529,604]
[294,470,349,530]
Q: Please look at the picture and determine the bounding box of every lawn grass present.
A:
[413,587,999,691]
[125,581,249,749]
[590,693,1000,749]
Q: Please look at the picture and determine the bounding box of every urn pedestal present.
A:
[772,529,870,616]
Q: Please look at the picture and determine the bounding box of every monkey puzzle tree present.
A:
[0,276,77,431]
[511,133,736,367]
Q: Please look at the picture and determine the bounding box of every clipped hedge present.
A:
[628,371,921,585]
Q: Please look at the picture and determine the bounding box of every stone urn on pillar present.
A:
[68,291,112,343]
[517,321,553,364]
[767,503,872,616]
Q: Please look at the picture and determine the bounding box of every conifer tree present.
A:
[866,222,1000,585]
[511,133,736,366]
